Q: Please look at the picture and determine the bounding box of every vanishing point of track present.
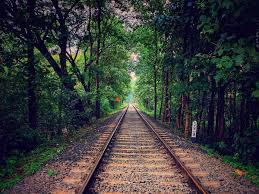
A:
[78,104,208,194]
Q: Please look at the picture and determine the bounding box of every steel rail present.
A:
[78,105,129,194]
[132,104,208,194]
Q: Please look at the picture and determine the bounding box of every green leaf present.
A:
[234,55,244,66]
[217,48,224,56]
[252,90,259,98]
[222,0,233,9]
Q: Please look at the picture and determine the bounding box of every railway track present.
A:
[76,104,209,194]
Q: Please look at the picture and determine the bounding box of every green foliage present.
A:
[252,82,259,98]
[101,98,113,114]
[137,103,154,117]
[0,176,21,190]
[130,1,259,187]
[202,145,259,186]
[233,128,259,163]
[0,0,258,189]
[1,2,131,187]
[223,156,259,186]
[202,145,217,157]
[217,141,227,152]
[130,25,163,113]
[47,169,55,177]
[0,143,66,190]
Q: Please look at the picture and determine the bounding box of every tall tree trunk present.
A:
[84,4,93,73]
[36,39,85,115]
[153,27,158,119]
[239,93,245,132]
[84,4,93,107]
[198,91,207,138]
[27,0,37,129]
[207,76,216,137]
[239,91,250,132]
[59,21,68,75]
[159,65,165,120]
[54,1,86,121]
[229,86,236,135]
[176,96,183,129]
[153,58,157,120]
[68,58,88,92]
[27,39,37,129]
[162,67,170,123]
[95,0,101,118]
[216,84,225,140]
[183,94,190,138]
[87,67,92,106]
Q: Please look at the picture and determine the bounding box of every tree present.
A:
[131,0,259,162]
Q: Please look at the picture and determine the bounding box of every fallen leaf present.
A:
[235,168,246,177]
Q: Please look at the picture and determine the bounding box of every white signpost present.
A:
[191,121,197,138]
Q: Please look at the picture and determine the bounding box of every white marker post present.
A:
[191,121,197,142]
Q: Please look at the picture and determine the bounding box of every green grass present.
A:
[222,155,259,186]
[136,103,154,117]
[47,169,55,177]
[0,108,125,191]
[202,145,259,186]
[108,103,128,115]
[0,143,67,190]
[201,145,218,157]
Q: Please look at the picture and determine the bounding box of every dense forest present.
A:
[0,0,258,190]
[132,0,259,165]
[0,0,131,185]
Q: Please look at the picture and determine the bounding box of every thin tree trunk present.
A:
[162,68,170,123]
[183,94,190,138]
[153,58,157,120]
[176,96,183,129]
[95,0,102,118]
[36,40,85,115]
[153,27,158,119]
[233,87,237,126]
[59,21,68,75]
[216,84,225,140]
[68,57,88,92]
[168,69,172,125]
[239,93,245,132]
[229,86,236,135]
[27,39,37,129]
[159,65,165,120]
[198,91,206,137]
[86,4,92,107]
[84,4,93,73]
[84,3,93,100]
[239,91,250,132]
[27,0,37,129]
[207,76,216,137]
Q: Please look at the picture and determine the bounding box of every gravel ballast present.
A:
[5,111,122,194]
[141,111,259,194]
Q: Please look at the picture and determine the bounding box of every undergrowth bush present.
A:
[233,128,259,163]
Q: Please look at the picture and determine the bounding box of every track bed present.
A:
[87,105,197,193]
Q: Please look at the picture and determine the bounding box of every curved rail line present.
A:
[78,104,208,194]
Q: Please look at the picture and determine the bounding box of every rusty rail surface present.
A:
[79,104,208,194]
[132,104,208,194]
[78,106,128,194]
